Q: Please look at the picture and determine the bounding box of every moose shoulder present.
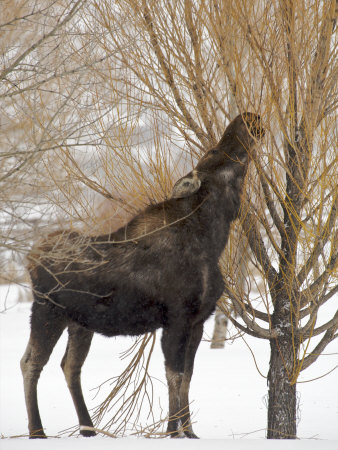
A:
[21,112,264,438]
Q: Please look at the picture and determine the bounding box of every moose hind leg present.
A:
[20,312,66,438]
[61,323,95,437]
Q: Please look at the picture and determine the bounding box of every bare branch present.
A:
[301,0,337,128]
[242,303,270,323]
[140,0,208,147]
[0,54,112,100]
[241,201,278,289]
[226,313,273,340]
[300,252,338,308]
[297,197,337,287]
[223,287,274,339]
[0,0,86,81]
[320,284,338,304]
[301,329,338,371]
[258,168,286,240]
[299,283,338,320]
[301,310,338,340]
[184,0,215,142]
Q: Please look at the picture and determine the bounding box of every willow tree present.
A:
[224,1,338,438]
[0,0,144,284]
[90,0,337,438]
[0,0,91,283]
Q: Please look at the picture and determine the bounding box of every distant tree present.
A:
[0,0,146,284]
[1,0,90,282]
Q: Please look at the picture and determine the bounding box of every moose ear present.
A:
[171,171,201,199]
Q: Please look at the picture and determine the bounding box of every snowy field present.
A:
[0,284,337,450]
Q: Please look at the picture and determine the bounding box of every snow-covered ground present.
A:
[0,284,337,450]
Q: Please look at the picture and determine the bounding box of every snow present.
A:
[1,284,337,450]
[0,439,338,450]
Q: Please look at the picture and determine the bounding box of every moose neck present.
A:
[191,161,248,258]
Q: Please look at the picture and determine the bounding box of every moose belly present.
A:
[57,287,167,337]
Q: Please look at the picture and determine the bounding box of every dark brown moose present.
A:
[21,113,264,439]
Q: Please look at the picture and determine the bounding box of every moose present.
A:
[21,113,264,439]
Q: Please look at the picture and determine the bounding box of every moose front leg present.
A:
[179,322,203,439]
[165,366,184,437]
[161,326,189,438]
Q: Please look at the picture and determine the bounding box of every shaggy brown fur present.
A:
[21,113,264,439]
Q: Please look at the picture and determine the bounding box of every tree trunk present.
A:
[210,306,228,348]
[267,332,298,439]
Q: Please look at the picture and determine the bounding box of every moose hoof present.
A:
[80,430,96,437]
[29,430,47,439]
[80,426,96,437]
[170,431,185,439]
[185,430,199,439]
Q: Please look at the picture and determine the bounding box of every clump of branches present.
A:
[92,333,157,435]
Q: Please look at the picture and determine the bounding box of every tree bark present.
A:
[267,299,299,439]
